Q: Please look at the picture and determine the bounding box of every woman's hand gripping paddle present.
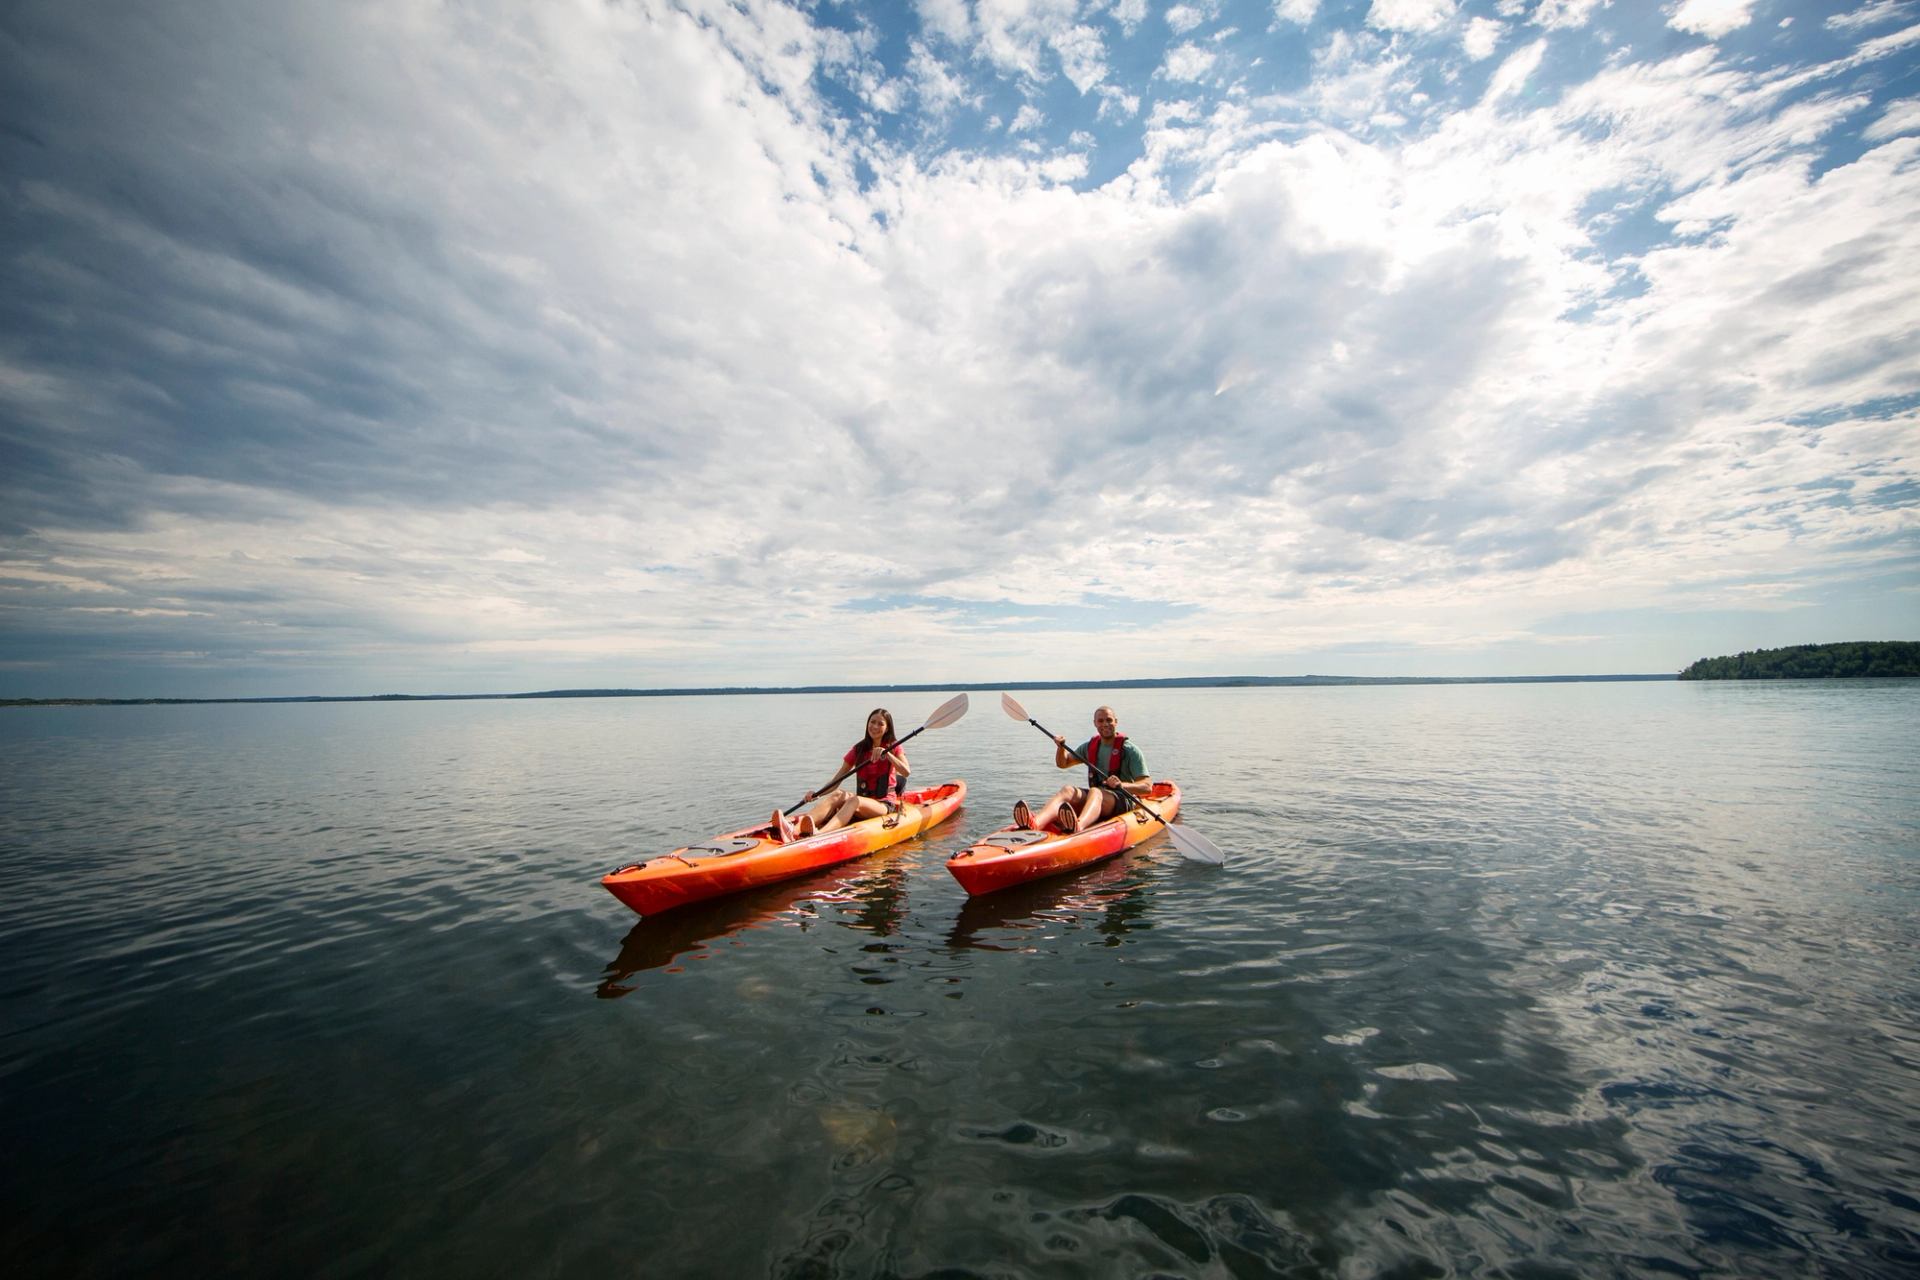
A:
[999,692,1225,865]
[784,692,972,816]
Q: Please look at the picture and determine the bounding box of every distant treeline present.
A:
[1678,641,1920,680]
[0,672,1677,708]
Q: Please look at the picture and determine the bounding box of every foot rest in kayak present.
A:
[682,837,762,857]
[977,830,1051,848]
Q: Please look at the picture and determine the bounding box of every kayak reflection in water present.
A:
[1013,704,1150,835]
[771,708,911,842]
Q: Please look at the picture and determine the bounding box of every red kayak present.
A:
[603,781,966,916]
[945,781,1182,896]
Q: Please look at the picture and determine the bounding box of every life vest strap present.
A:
[1085,733,1128,788]
[854,741,900,799]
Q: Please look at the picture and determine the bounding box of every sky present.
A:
[1,0,1917,698]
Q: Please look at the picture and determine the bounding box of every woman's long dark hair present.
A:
[850,708,897,761]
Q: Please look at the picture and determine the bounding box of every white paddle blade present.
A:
[1000,692,1030,722]
[923,692,970,731]
[1167,823,1226,865]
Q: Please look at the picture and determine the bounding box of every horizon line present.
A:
[2,672,1678,707]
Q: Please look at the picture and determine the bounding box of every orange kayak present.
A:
[602,780,966,916]
[945,781,1181,896]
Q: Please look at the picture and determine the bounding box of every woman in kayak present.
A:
[772,708,911,841]
[1013,704,1149,834]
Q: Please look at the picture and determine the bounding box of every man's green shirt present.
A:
[1083,738,1147,788]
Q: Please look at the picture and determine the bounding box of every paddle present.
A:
[999,692,1225,865]
[784,692,972,816]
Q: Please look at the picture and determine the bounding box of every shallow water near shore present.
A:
[3,681,1917,1277]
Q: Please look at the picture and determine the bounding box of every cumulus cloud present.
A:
[1168,5,1209,36]
[1482,38,1546,103]
[1161,42,1218,81]
[1668,0,1759,39]
[1,0,1914,695]
[908,40,972,114]
[1532,0,1609,30]
[1096,83,1144,120]
[915,0,972,44]
[1463,16,1504,59]
[972,0,1093,83]
[1367,0,1458,35]
[1051,23,1111,93]
[1279,28,1420,131]
[1862,97,1920,139]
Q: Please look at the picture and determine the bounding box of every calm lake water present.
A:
[2,682,1917,1278]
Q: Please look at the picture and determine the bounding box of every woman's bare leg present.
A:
[819,794,889,834]
[805,789,847,827]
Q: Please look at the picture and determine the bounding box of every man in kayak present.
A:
[1013,705,1150,834]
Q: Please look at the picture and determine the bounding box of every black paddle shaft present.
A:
[1000,691,1221,864]
[1020,716,1149,819]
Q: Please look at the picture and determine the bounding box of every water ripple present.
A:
[2,685,1917,1276]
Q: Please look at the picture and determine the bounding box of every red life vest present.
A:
[849,741,901,799]
[1084,733,1128,787]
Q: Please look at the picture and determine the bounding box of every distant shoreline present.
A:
[2,673,1680,708]
[1678,641,1919,680]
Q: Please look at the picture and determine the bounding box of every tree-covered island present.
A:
[1679,641,1920,680]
